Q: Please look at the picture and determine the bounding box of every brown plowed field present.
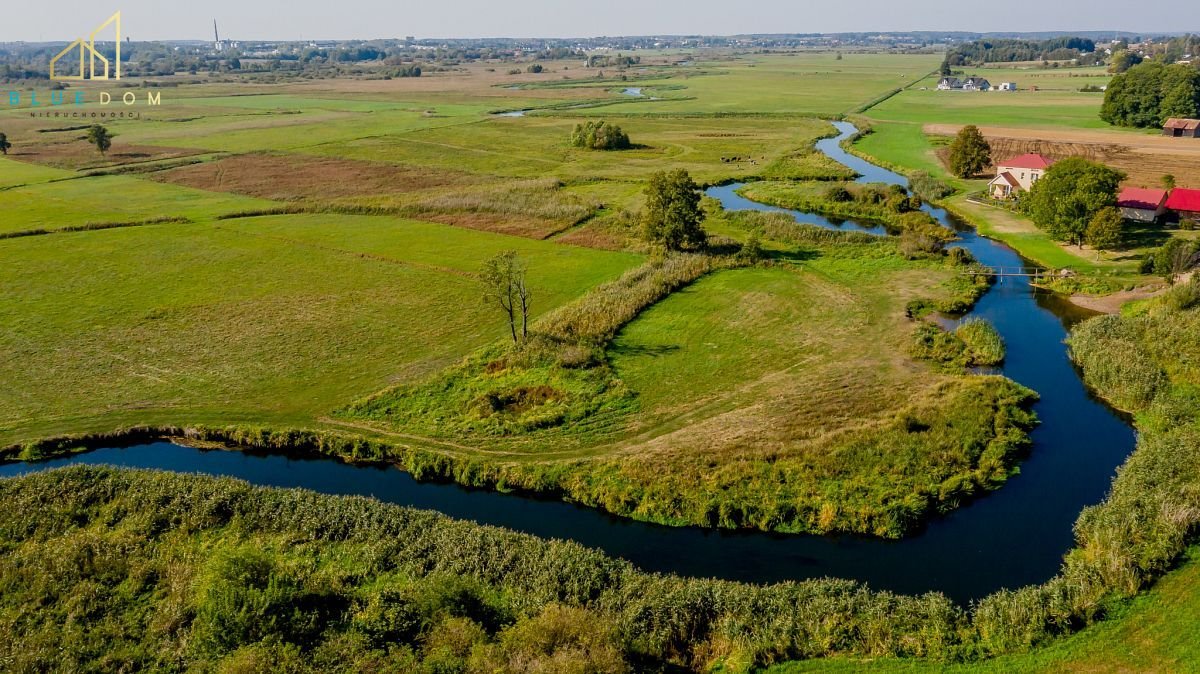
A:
[926,123,1200,187]
[156,152,479,201]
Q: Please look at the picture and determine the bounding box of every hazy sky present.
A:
[3,0,1194,42]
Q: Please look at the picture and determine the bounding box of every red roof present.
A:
[1166,188,1200,213]
[998,153,1053,170]
[1117,187,1168,210]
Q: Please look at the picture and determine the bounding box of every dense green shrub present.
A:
[909,171,955,201]
[571,120,631,150]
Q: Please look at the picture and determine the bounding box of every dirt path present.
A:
[1069,288,1163,314]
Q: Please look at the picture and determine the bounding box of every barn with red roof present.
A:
[1166,188,1200,221]
[1117,187,1168,223]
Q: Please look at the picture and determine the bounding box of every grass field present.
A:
[0,215,637,441]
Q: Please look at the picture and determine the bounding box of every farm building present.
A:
[1117,187,1168,223]
[989,153,1053,199]
[996,82,1018,91]
[1163,118,1200,138]
[963,77,991,91]
[1166,188,1200,220]
[937,77,962,90]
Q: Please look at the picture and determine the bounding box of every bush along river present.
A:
[0,122,1136,605]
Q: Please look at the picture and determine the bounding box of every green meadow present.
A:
[2,49,1199,671]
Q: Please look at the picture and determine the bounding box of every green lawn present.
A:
[0,215,637,444]
[561,53,941,116]
[0,174,276,232]
[863,67,1124,131]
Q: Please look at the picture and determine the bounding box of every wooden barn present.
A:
[1163,118,1200,138]
[1166,188,1200,221]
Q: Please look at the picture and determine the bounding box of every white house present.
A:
[937,77,962,90]
[962,77,991,91]
[989,153,1053,199]
[996,82,1018,91]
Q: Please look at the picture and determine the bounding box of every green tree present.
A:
[948,125,992,179]
[1085,207,1125,250]
[570,120,631,150]
[642,169,705,251]
[86,125,113,155]
[0,132,10,155]
[1102,61,1200,128]
[1162,174,1177,190]
[1108,50,1142,74]
[481,251,531,344]
[1020,157,1126,247]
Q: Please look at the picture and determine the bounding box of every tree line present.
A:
[1102,61,1200,128]
[942,37,1098,73]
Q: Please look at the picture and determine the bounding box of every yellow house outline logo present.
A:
[50,12,122,81]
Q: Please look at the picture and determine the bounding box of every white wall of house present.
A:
[995,165,1044,191]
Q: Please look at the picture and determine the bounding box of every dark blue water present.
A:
[0,122,1136,604]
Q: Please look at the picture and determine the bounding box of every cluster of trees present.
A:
[570,120,631,150]
[948,125,993,179]
[1020,157,1127,249]
[586,54,641,68]
[942,37,1097,72]
[391,65,422,78]
[1101,61,1200,127]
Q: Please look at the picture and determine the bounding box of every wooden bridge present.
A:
[960,266,1067,280]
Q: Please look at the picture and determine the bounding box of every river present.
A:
[0,122,1136,604]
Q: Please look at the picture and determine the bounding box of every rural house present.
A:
[1166,188,1200,221]
[988,153,1053,199]
[1117,187,1168,223]
[962,77,991,91]
[937,77,962,90]
[996,82,1018,91]
[1163,118,1200,138]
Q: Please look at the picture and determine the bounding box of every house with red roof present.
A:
[1166,188,1200,221]
[1117,187,1169,223]
[989,153,1053,200]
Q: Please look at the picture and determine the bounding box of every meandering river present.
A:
[0,122,1136,604]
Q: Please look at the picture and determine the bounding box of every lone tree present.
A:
[1085,207,1125,250]
[1163,174,1177,190]
[86,125,113,156]
[0,132,10,155]
[481,250,531,344]
[642,169,706,251]
[948,125,992,178]
[1020,157,1126,247]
